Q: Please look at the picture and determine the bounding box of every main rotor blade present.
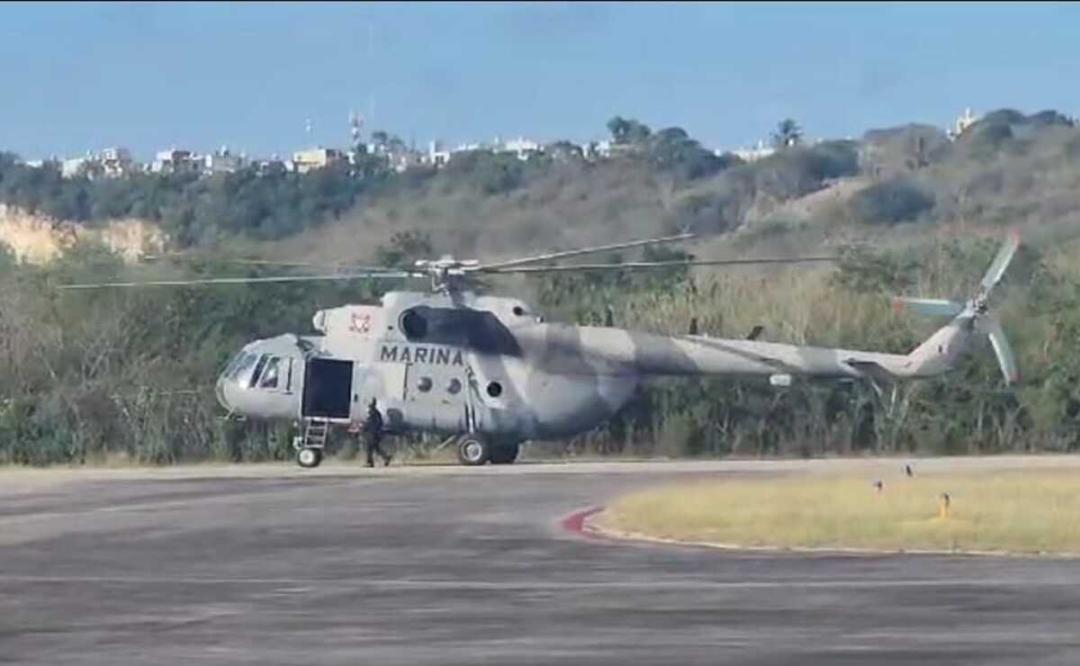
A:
[481,256,838,274]
[56,271,416,290]
[979,230,1021,294]
[475,233,694,271]
[891,297,965,318]
[144,253,399,271]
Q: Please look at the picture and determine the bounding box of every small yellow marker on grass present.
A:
[939,492,951,520]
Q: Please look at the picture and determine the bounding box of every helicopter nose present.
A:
[215,375,231,412]
[216,373,253,417]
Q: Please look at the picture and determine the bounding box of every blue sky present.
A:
[2,2,1079,160]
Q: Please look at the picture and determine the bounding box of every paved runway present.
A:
[2,459,1080,665]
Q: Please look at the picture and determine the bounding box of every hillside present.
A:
[6,110,1079,267]
[268,137,863,267]
[194,109,1080,271]
[0,204,165,264]
[0,118,859,265]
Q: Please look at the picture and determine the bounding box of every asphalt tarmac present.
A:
[2,459,1080,665]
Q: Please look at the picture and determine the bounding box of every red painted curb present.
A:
[560,506,604,538]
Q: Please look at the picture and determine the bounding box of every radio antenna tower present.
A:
[349,110,364,151]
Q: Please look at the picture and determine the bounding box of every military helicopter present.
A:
[59,232,1021,468]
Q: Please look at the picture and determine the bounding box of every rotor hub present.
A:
[414,256,481,292]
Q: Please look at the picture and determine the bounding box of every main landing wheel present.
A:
[297,447,323,469]
[457,437,491,466]
[489,443,520,465]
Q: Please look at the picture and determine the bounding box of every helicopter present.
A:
[59,232,1021,468]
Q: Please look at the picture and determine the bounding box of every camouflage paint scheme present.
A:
[63,233,1015,465]
[216,288,973,444]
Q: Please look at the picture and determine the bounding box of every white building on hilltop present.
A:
[61,154,93,179]
[424,140,451,168]
[584,140,613,160]
[202,146,245,175]
[99,147,133,177]
[292,147,345,174]
[727,139,775,163]
[60,147,134,179]
[151,148,200,175]
[494,136,542,160]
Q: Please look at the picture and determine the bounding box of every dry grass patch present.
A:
[598,469,1080,555]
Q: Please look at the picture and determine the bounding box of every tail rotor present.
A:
[982,315,1020,385]
[892,232,1022,385]
[891,297,964,318]
[970,231,1022,384]
[978,230,1022,299]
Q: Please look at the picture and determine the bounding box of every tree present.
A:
[653,127,689,144]
[351,146,388,180]
[848,177,935,226]
[646,127,729,181]
[607,117,631,144]
[370,130,390,149]
[441,150,525,195]
[607,116,652,145]
[546,140,584,162]
[771,118,803,149]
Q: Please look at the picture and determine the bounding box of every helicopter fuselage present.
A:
[60,231,1017,467]
[214,288,970,451]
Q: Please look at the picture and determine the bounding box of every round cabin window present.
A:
[400,309,428,340]
[447,378,462,394]
[486,381,503,398]
[417,376,433,392]
[512,305,525,316]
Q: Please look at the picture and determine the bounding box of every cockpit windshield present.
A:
[224,352,258,382]
[220,350,291,391]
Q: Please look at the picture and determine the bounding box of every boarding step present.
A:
[295,418,331,450]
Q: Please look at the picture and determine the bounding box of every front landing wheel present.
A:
[457,437,491,466]
[297,447,323,468]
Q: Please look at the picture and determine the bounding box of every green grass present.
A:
[598,470,1080,555]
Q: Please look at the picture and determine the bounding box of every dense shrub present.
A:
[849,177,935,225]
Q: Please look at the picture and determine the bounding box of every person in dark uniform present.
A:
[363,398,391,467]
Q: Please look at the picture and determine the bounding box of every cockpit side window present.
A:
[249,354,270,389]
[259,357,281,389]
